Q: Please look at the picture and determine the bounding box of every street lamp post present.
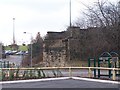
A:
[0,43,2,61]
[23,32,33,67]
[70,0,71,27]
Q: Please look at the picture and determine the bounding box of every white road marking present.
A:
[0,77,70,84]
[0,77,119,85]
[72,77,120,84]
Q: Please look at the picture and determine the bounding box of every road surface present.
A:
[1,78,119,88]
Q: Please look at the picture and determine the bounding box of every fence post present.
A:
[88,58,90,67]
[108,58,112,78]
[4,61,5,68]
[69,67,72,78]
[98,58,100,78]
[118,60,120,75]
[112,68,116,81]
[88,67,92,78]
[0,61,2,68]
[0,69,2,80]
[94,59,96,78]
[7,61,9,68]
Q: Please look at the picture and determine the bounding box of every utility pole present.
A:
[13,18,15,45]
[70,0,72,27]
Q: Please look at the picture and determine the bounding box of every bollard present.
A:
[112,68,116,81]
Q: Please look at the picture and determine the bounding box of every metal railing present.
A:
[0,67,120,81]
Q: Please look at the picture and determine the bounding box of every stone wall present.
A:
[43,38,67,67]
[43,26,86,67]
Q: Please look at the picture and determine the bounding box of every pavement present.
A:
[1,77,120,89]
[2,55,22,67]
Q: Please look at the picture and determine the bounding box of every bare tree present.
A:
[74,0,120,57]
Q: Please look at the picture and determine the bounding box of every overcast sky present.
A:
[0,0,116,45]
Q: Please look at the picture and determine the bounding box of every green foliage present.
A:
[41,70,46,78]
[28,32,43,58]
[16,68,19,78]
[29,70,33,78]
[2,71,6,81]
[56,69,63,77]
[37,70,42,78]
[28,43,42,58]
[52,70,57,77]
[9,70,14,80]
[18,45,28,51]
[5,46,12,50]
[5,45,28,51]
[23,70,29,79]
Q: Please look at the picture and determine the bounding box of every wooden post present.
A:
[69,67,72,78]
[88,68,92,78]
[112,68,116,81]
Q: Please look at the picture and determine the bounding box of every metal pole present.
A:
[23,32,32,67]
[88,58,90,67]
[69,0,71,27]
[0,61,1,68]
[94,58,96,78]
[13,18,15,45]
[108,58,111,78]
[0,43,2,61]
[119,60,120,75]
[98,58,100,78]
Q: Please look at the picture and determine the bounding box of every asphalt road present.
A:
[1,79,119,88]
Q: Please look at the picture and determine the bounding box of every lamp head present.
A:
[23,32,26,34]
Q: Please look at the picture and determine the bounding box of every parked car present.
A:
[16,51,25,55]
[5,50,12,55]
[5,50,18,55]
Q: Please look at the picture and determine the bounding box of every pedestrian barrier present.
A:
[0,61,10,68]
[88,52,120,79]
[0,67,120,81]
